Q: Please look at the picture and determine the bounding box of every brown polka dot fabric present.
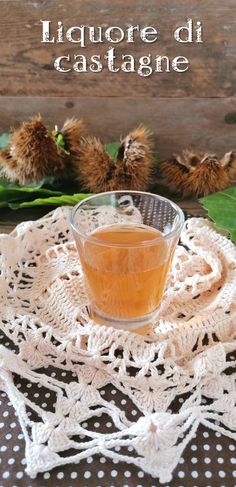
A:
[0,380,235,487]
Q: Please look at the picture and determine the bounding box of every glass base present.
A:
[89,305,160,335]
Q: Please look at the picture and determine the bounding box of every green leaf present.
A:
[0,184,63,203]
[0,133,10,149]
[9,193,91,209]
[199,186,236,243]
[104,142,120,161]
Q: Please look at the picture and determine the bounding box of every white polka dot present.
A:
[217,457,224,464]
[94,422,100,428]
[106,422,112,428]
[229,444,235,451]
[71,472,78,479]
[42,403,47,408]
[26,383,32,388]
[128,446,134,452]
[61,372,66,377]
[191,444,197,451]
[84,471,91,479]
[121,399,127,405]
[5,433,12,440]
[111,389,117,395]
[178,471,185,478]
[21,458,26,465]
[100,457,106,463]
[124,471,131,477]
[112,458,119,464]
[45,393,51,398]
[219,470,226,478]
[57,472,64,479]
[51,372,56,377]
[97,470,104,478]
[16,472,24,479]
[10,422,16,429]
[203,431,209,438]
[110,400,115,405]
[179,457,185,464]
[230,458,236,464]
[216,444,223,451]
[0,423,4,428]
[205,471,212,478]
[111,470,118,477]
[233,470,236,477]
[203,444,210,450]
[43,472,50,479]
[114,446,120,452]
[13,445,20,452]
[138,471,144,478]
[8,458,15,465]
[204,457,211,464]
[3,411,9,417]
[1,445,7,452]
[2,471,10,478]
[82,422,88,428]
[34,393,39,398]
[215,431,221,437]
[100,390,105,395]
[87,456,93,463]
[191,471,198,478]
[131,410,137,416]
[191,457,197,464]
[18,433,24,439]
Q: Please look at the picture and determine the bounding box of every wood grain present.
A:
[0,96,235,159]
[0,0,235,97]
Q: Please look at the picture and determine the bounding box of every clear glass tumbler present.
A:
[70,191,184,334]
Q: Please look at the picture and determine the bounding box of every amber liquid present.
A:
[80,224,171,321]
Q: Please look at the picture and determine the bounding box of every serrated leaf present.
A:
[9,193,91,209]
[199,187,236,243]
[104,142,120,161]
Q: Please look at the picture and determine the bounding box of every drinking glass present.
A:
[70,191,184,334]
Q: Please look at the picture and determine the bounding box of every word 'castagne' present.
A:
[41,19,203,77]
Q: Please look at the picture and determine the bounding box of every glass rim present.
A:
[70,190,185,248]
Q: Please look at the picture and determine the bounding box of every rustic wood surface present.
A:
[0,96,236,159]
[0,0,236,98]
[0,198,205,234]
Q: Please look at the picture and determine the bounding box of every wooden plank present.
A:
[0,96,235,159]
[0,0,235,97]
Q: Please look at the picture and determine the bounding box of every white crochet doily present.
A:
[0,206,235,483]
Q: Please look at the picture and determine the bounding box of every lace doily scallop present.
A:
[0,207,235,483]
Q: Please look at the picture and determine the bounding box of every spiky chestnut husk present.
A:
[221,151,236,182]
[77,125,153,193]
[0,115,65,184]
[111,125,153,191]
[62,117,86,164]
[78,137,115,192]
[161,150,232,197]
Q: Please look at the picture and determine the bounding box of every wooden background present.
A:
[0,0,235,159]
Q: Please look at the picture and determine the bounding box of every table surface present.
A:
[1,200,235,487]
